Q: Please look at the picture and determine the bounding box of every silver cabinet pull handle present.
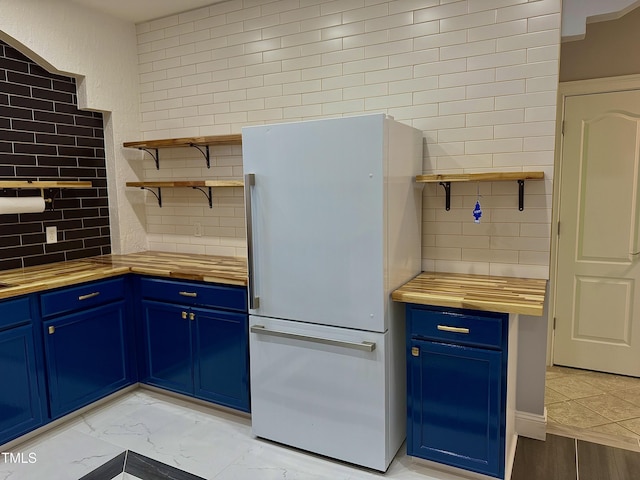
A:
[437,325,470,334]
[179,291,197,298]
[250,325,376,352]
[78,292,100,301]
[244,173,260,309]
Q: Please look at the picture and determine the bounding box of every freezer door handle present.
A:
[244,173,260,309]
[250,324,376,352]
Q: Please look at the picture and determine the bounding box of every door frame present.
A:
[547,73,640,367]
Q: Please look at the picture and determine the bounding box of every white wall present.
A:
[135,0,561,279]
[0,0,147,254]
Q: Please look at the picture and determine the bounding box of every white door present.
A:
[248,316,391,471]
[554,89,640,376]
[242,114,385,332]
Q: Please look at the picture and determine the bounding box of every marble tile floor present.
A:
[0,388,490,480]
[546,365,640,451]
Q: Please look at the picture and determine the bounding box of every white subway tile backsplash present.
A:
[497,0,561,24]
[343,57,387,75]
[440,97,495,115]
[496,60,558,81]
[322,47,364,66]
[524,105,556,122]
[365,12,414,33]
[440,10,497,33]
[135,0,560,271]
[414,30,467,50]
[414,2,468,23]
[441,39,496,61]
[365,93,412,110]
[494,121,554,139]
[465,138,522,154]
[496,29,559,52]
[389,20,439,41]
[467,49,526,71]
[344,83,387,100]
[439,68,495,88]
[468,0,526,14]
[523,135,555,151]
[527,13,561,32]
[526,75,558,93]
[468,18,526,41]
[389,0,439,15]
[415,86,466,104]
[438,126,493,143]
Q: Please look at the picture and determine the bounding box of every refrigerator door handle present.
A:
[244,173,260,309]
[250,324,376,352]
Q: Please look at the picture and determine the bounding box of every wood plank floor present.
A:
[512,433,640,480]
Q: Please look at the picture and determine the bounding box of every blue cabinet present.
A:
[41,278,133,419]
[406,305,508,479]
[139,277,249,412]
[0,297,45,445]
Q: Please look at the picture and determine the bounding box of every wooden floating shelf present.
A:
[123,134,242,149]
[123,134,242,170]
[0,181,93,189]
[126,180,243,208]
[126,181,243,188]
[416,172,544,183]
[416,171,545,211]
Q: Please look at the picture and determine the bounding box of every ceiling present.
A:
[68,0,225,23]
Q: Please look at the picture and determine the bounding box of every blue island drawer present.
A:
[40,278,126,318]
[139,277,247,312]
[408,306,505,349]
[0,296,32,330]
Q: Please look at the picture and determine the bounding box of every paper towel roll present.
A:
[0,197,46,215]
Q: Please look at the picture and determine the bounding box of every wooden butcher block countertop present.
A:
[392,272,547,316]
[0,251,248,300]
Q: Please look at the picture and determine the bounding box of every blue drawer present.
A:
[408,306,506,350]
[0,296,32,330]
[139,277,247,312]
[40,277,126,318]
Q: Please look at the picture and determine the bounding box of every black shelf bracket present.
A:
[140,186,162,207]
[439,182,451,211]
[192,186,213,208]
[518,180,525,211]
[139,148,160,169]
[43,188,62,211]
[190,144,211,168]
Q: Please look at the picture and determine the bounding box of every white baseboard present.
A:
[515,408,547,441]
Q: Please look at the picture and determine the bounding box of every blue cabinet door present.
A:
[193,307,249,412]
[141,299,193,395]
[44,301,130,419]
[0,324,44,444]
[408,339,504,478]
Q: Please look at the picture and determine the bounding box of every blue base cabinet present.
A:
[40,278,133,419]
[139,277,249,412]
[406,305,508,479]
[0,297,45,445]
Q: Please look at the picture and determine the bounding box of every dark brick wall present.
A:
[0,40,111,271]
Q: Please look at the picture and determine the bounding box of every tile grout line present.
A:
[575,438,580,480]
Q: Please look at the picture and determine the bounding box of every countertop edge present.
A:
[392,272,547,317]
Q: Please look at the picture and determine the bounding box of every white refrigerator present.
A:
[242,113,422,472]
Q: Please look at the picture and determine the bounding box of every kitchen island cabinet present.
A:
[40,277,134,419]
[0,296,45,445]
[139,277,249,412]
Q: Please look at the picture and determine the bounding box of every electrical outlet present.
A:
[194,222,202,237]
[46,226,57,244]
